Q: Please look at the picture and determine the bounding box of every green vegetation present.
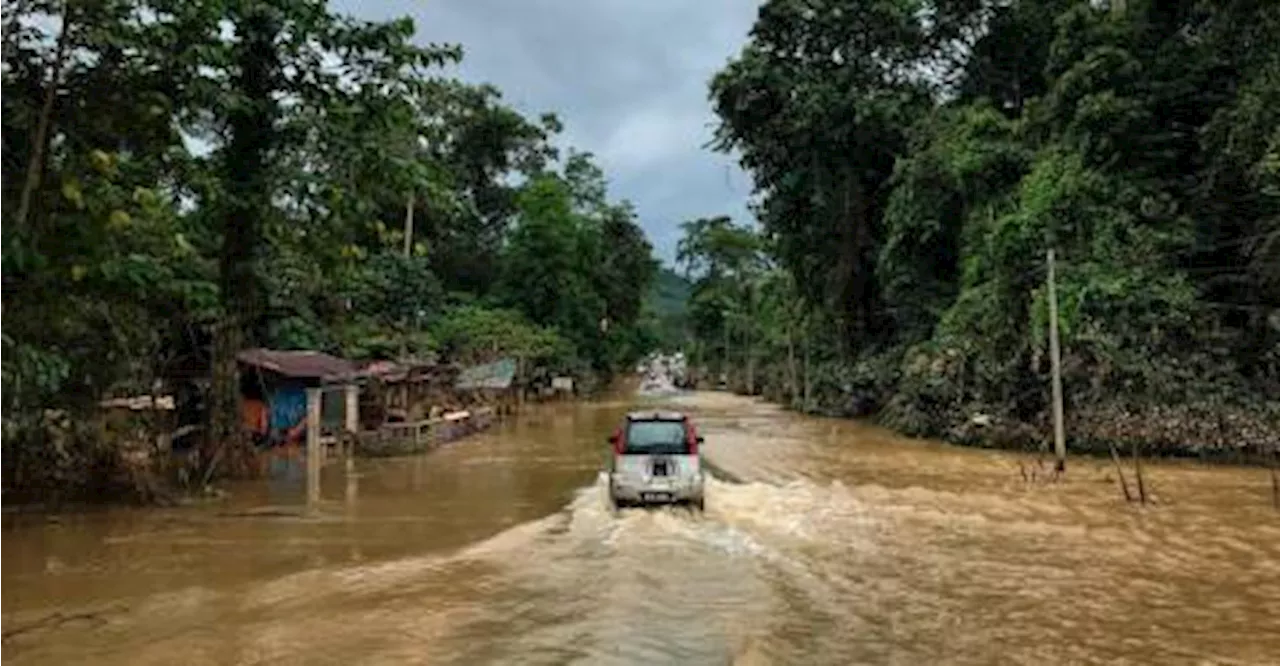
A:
[639,266,693,352]
[648,267,692,321]
[687,0,1280,460]
[2,0,657,502]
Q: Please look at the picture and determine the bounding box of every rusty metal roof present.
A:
[361,359,458,384]
[236,348,358,381]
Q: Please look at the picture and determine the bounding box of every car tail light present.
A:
[685,422,698,455]
[612,427,625,455]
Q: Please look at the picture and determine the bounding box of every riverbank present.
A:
[0,401,512,511]
[714,361,1280,468]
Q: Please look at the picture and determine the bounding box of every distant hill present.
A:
[641,267,691,351]
[647,267,691,318]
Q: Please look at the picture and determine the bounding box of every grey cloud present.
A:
[332,0,762,264]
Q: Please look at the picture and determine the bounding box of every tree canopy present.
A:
[700,0,1279,453]
[1,0,659,499]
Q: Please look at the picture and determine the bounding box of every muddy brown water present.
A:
[4,392,1279,665]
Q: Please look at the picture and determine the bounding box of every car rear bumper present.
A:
[609,476,704,505]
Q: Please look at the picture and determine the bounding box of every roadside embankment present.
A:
[706,358,1280,467]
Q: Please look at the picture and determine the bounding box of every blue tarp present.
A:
[269,385,307,431]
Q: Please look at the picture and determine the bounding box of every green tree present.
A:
[0,0,664,502]
[704,0,1280,451]
[676,216,766,384]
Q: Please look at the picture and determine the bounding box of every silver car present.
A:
[607,410,705,510]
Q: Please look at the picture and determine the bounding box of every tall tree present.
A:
[207,3,282,465]
[709,0,935,349]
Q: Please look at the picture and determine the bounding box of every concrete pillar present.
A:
[344,383,359,433]
[344,383,359,458]
[306,386,322,506]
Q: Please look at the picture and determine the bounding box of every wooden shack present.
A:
[456,357,520,415]
[360,359,460,427]
[236,349,362,447]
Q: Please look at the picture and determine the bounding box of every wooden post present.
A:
[1047,249,1067,473]
[306,386,322,505]
[516,357,524,413]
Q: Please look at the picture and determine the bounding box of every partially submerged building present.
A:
[236,348,362,447]
[360,358,460,426]
[456,357,520,414]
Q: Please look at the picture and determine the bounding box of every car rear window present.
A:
[623,420,690,455]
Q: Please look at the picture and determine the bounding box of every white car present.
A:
[607,411,705,510]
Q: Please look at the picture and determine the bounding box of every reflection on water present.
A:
[4,393,1279,665]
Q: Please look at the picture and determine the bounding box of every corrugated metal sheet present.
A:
[237,348,358,381]
[362,360,459,384]
[456,358,517,390]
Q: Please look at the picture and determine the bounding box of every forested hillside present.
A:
[637,266,692,352]
[687,0,1279,457]
[648,267,692,320]
[1,0,657,499]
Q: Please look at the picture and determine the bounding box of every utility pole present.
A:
[400,192,415,361]
[1047,248,1066,472]
[722,313,730,389]
[403,192,415,257]
[745,284,755,395]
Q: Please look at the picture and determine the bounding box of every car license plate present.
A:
[642,492,672,503]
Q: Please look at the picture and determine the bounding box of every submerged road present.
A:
[4,391,1279,665]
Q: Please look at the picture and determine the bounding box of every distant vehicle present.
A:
[607,411,705,510]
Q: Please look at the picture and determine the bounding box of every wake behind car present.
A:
[607,411,705,510]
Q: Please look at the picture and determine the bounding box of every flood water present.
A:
[4,391,1280,665]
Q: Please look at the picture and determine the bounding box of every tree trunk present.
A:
[15,1,72,232]
[206,318,244,479]
[844,172,874,350]
[205,6,281,477]
[786,322,797,400]
[803,320,812,412]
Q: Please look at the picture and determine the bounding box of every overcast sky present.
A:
[331,0,761,265]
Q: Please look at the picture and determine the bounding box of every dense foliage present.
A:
[695,0,1280,457]
[2,0,657,501]
[639,267,693,353]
